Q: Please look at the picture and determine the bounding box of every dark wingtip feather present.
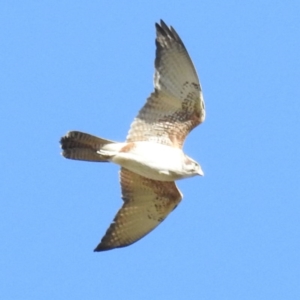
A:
[155,20,185,48]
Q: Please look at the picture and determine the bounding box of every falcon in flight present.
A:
[60,20,206,251]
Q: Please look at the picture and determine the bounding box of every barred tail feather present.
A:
[60,131,116,162]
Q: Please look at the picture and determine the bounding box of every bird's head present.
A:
[183,155,204,177]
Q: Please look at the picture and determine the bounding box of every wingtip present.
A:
[93,244,107,252]
[93,240,119,252]
[93,247,103,252]
[155,19,168,32]
[154,19,184,48]
[159,19,167,27]
[93,243,125,252]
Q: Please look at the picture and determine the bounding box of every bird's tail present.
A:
[60,131,116,162]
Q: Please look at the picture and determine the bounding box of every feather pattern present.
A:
[127,20,205,148]
[94,168,182,251]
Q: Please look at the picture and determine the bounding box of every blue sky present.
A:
[1,1,300,299]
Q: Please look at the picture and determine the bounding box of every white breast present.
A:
[110,142,186,181]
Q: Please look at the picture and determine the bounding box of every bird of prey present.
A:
[60,20,206,252]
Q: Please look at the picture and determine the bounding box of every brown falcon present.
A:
[60,20,206,251]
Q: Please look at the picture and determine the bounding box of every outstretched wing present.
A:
[126,20,205,148]
[94,168,182,251]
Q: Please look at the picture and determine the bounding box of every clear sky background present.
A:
[1,1,300,299]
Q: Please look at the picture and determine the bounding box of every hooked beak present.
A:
[197,167,204,176]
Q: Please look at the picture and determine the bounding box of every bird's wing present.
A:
[94,167,182,251]
[126,20,205,148]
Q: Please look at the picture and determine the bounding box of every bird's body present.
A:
[109,141,203,181]
[60,20,206,251]
[63,133,203,181]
